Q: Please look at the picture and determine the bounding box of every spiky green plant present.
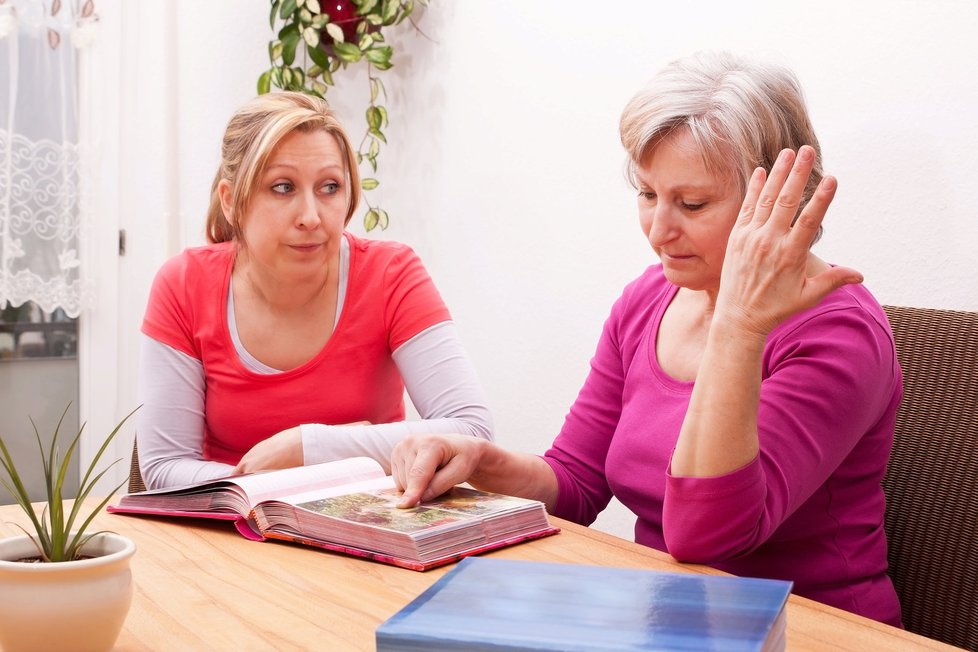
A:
[0,404,138,562]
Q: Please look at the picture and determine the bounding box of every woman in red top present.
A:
[137,92,492,489]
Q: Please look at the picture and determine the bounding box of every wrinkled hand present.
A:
[232,426,303,475]
[390,433,486,508]
[717,146,863,338]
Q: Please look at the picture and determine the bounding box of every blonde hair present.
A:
[620,51,823,237]
[205,92,360,243]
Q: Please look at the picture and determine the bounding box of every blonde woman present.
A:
[136,92,492,489]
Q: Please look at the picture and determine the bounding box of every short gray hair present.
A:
[620,51,823,237]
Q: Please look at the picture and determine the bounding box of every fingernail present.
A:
[799,147,813,161]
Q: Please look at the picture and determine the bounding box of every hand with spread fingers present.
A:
[715,146,863,340]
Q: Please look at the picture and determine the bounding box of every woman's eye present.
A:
[682,202,705,211]
[271,182,293,194]
[639,191,656,202]
[322,182,339,194]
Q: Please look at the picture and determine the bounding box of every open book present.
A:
[107,457,559,571]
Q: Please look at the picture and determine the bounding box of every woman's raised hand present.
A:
[716,146,863,338]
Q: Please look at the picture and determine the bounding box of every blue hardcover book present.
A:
[376,557,792,651]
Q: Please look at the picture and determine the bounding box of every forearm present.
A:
[136,335,235,488]
[303,322,493,472]
[671,321,765,477]
[301,417,487,474]
[469,443,560,511]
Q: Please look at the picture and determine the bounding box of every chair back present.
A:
[882,305,978,651]
[128,440,146,493]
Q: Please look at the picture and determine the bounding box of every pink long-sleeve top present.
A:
[542,264,903,627]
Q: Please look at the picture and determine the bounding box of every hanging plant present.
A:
[260,0,428,232]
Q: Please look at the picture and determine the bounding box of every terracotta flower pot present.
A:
[0,532,136,652]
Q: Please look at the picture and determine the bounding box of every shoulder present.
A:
[148,243,234,310]
[155,242,234,283]
[345,232,428,280]
[346,232,421,264]
[777,283,892,342]
[769,283,898,377]
[613,264,671,315]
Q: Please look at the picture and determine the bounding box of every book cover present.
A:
[107,458,559,571]
[376,557,792,651]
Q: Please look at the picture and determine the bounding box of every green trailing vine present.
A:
[260,0,428,231]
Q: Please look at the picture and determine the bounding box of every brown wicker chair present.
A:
[881,305,978,651]
[128,440,146,493]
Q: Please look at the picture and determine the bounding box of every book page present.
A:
[294,486,536,535]
[232,457,387,508]
[274,475,397,506]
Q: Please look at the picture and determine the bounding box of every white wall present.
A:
[92,0,978,538]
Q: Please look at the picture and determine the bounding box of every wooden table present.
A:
[0,503,960,651]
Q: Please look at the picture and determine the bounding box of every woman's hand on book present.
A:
[391,434,488,508]
[232,426,304,475]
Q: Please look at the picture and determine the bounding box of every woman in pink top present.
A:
[390,52,902,626]
[137,93,492,489]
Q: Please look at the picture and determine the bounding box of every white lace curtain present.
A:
[0,0,97,318]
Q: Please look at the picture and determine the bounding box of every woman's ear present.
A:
[217,179,235,226]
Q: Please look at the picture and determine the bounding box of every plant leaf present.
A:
[81,0,95,18]
[258,70,272,94]
[377,208,389,230]
[270,0,282,29]
[0,438,45,541]
[363,209,379,231]
[331,40,362,63]
[366,106,382,131]
[281,28,301,66]
[279,0,298,19]
[370,77,386,102]
[359,0,380,14]
[361,178,380,190]
[324,22,344,44]
[320,66,334,86]
[306,43,331,69]
[311,13,329,29]
[306,0,321,13]
[382,0,400,24]
[302,26,320,47]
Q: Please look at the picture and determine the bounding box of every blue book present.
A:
[376,557,792,651]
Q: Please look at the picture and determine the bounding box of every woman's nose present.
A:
[295,192,321,229]
[646,204,677,246]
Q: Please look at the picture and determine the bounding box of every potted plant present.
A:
[259,0,429,232]
[0,404,139,652]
